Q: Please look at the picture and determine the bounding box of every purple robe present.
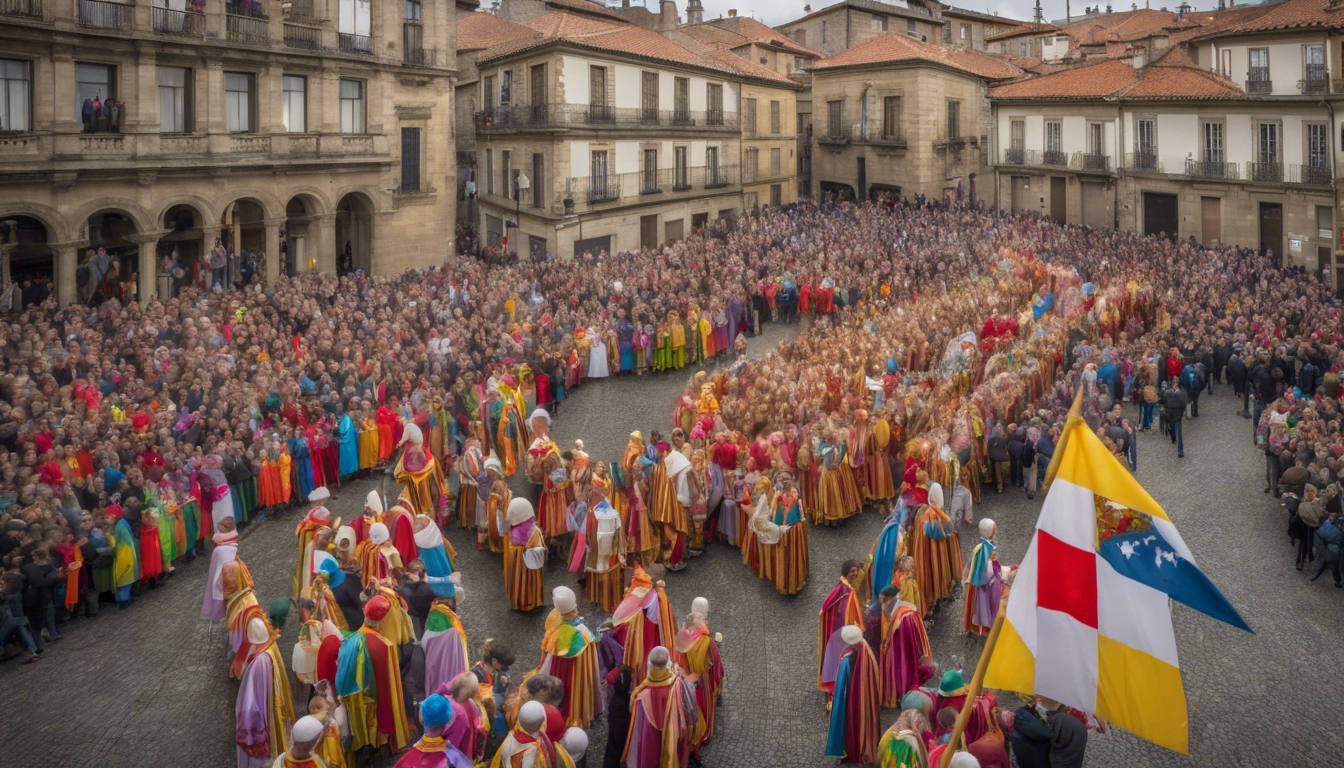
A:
[423,627,469,694]
[235,649,276,768]
[201,541,237,621]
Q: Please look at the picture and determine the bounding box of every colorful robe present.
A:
[824,642,881,764]
[673,625,723,749]
[910,504,962,610]
[623,666,697,768]
[879,604,931,708]
[817,578,863,693]
[423,603,470,694]
[503,520,545,611]
[235,636,296,768]
[533,611,603,728]
[336,625,414,752]
[963,536,1001,637]
[612,567,677,680]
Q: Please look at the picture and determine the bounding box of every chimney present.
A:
[659,0,677,31]
[728,8,737,17]
[804,3,811,10]
[686,0,703,23]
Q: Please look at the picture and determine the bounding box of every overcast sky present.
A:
[676,0,1234,28]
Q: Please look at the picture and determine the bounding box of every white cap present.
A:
[507,498,535,526]
[246,615,271,645]
[365,490,384,516]
[529,408,552,428]
[559,727,589,760]
[484,456,503,475]
[292,715,325,744]
[518,700,547,732]
[308,486,331,502]
[840,624,863,646]
[978,518,997,539]
[692,597,709,617]
[400,422,424,447]
[335,525,356,552]
[552,585,577,613]
[928,482,944,508]
[369,522,390,545]
[948,753,982,768]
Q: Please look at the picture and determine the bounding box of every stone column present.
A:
[52,240,89,307]
[312,212,337,274]
[126,230,170,304]
[264,217,283,287]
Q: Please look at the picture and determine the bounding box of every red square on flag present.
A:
[1036,530,1098,629]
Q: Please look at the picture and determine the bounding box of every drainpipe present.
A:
[861,82,871,141]
[1115,100,1123,230]
[1324,99,1338,286]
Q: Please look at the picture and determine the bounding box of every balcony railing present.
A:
[1077,152,1110,171]
[473,104,739,132]
[862,133,907,149]
[818,129,849,146]
[1,0,43,19]
[153,6,204,36]
[1247,160,1284,183]
[283,0,317,21]
[564,165,740,208]
[339,32,373,55]
[1296,163,1332,186]
[227,12,268,43]
[77,0,131,30]
[284,23,320,50]
[404,21,436,66]
[1246,66,1272,94]
[1300,63,1327,93]
[1001,147,1030,165]
[1042,149,1067,166]
[1129,148,1159,171]
[1186,158,1239,180]
[225,0,266,17]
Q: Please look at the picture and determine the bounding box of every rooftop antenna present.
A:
[1033,0,1043,26]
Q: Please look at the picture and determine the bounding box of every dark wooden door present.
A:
[1259,202,1283,262]
[1049,176,1066,224]
[1143,192,1178,239]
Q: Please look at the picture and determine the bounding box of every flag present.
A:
[984,415,1250,755]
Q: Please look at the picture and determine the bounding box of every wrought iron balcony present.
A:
[227,12,268,43]
[152,5,204,36]
[1042,149,1067,166]
[861,132,907,149]
[1185,158,1239,180]
[1,0,43,19]
[473,104,739,132]
[283,22,320,50]
[1295,163,1333,186]
[1246,66,1272,94]
[1000,147,1030,165]
[564,165,740,209]
[1247,161,1283,183]
[1078,152,1110,171]
[1128,148,1159,171]
[1299,63,1328,94]
[77,0,131,30]
[339,32,373,55]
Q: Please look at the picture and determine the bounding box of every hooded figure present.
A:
[963,518,1002,637]
[824,625,880,765]
[503,498,546,610]
[529,586,603,729]
[910,484,962,611]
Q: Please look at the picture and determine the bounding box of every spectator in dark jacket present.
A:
[396,559,438,638]
[987,423,1009,493]
[1161,381,1189,458]
[1298,357,1321,397]
[1228,350,1248,415]
[21,548,62,642]
[1,573,42,662]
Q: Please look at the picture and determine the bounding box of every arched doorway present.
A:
[85,210,139,304]
[336,193,374,275]
[160,203,206,299]
[0,216,54,311]
[220,198,266,287]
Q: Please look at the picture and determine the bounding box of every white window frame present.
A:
[340,78,366,134]
[1,58,33,133]
[282,74,307,133]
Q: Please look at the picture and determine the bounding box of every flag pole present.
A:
[937,599,1008,768]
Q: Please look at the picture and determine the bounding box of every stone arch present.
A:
[154,194,218,229]
[0,203,71,244]
[331,184,384,214]
[211,188,284,222]
[68,198,153,238]
[283,187,331,217]
[335,190,378,275]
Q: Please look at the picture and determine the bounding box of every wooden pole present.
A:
[937,599,1008,768]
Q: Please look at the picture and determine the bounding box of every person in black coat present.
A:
[21,548,62,642]
[1228,350,1248,415]
[601,666,634,768]
[332,566,365,630]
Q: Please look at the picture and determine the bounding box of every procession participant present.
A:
[203,516,242,621]
[386,494,421,570]
[622,645,697,768]
[394,691,473,768]
[824,625,880,766]
[481,456,510,552]
[335,594,414,754]
[876,709,931,768]
[963,518,1002,637]
[396,423,448,525]
[423,598,470,696]
[530,585,603,728]
[818,560,865,694]
[351,491,385,545]
[294,488,333,598]
[490,701,574,768]
[456,437,484,531]
[236,601,297,768]
[413,513,458,603]
[269,716,327,768]
[880,597,931,708]
[910,484,962,611]
[503,498,547,611]
[673,603,723,752]
[358,522,402,588]
[755,470,808,594]
[226,557,266,679]
[612,563,677,680]
[569,481,626,613]
[529,408,572,539]
[655,444,693,572]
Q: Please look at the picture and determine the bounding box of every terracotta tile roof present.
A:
[457,12,540,53]
[1196,0,1344,37]
[990,58,1137,98]
[941,6,1027,26]
[543,0,628,22]
[1059,9,1178,43]
[814,32,1023,79]
[1149,43,1198,68]
[478,11,732,74]
[776,0,943,29]
[985,24,1059,42]
[1117,65,1244,100]
[706,15,825,58]
[522,10,623,39]
[672,30,801,87]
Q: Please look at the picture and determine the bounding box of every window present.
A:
[707,83,723,126]
[771,147,781,177]
[793,29,806,46]
[500,70,512,105]
[1020,40,1030,57]
[674,145,688,189]
[1009,119,1025,150]
[157,66,191,133]
[401,127,421,192]
[1220,49,1231,77]
[643,148,658,192]
[707,145,720,184]
[822,20,827,44]
[1308,123,1329,168]
[771,183,781,207]
[483,75,495,109]
[1087,122,1104,156]
[744,147,758,182]
[641,71,658,120]
[502,150,511,198]
[532,152,544,207]
[1305,44,1325,83]
[744,98,757,134]
[225,72,255,133]
[484,149,493,194]
[674,77,689,121]
[340,78,365,133]
[1202,120,1225,164]
[0,59,30,133]
[907,19,917,37]
[770,100,781,134]
[590,150,609,198]
[795,56,806,71]
[282,75,307,132]
[76,63,115,130]
[871,14,886,31]
[1317,205,1332,233]
[405,0,420,20]
[882,96,900,139]
[961,23,970,40]
[1257,122,1279,164]
[1248,47,1269,87]
[827,99,843,138]
[531,64,547,107]
[945,100,960,140]
[1135,117,1156,169]
[589,66,609,121]
[1045,119,1063,163]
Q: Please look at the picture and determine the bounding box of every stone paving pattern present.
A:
[2,322,1342,767]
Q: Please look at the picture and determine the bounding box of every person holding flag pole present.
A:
[937,390,1251,768]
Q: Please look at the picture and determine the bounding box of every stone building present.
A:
[0,0,473,306]
[809,32,1019,204]
[940,6,1025,51]
[775,0,947,59]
